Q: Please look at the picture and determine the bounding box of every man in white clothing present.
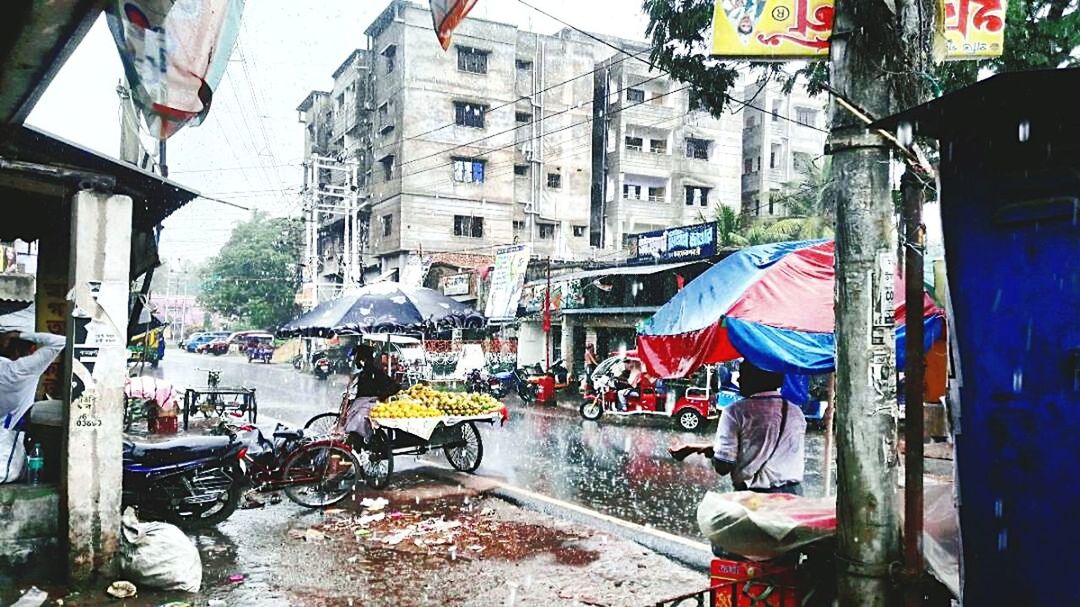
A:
[0,330,66,428]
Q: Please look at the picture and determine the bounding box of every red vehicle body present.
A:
[578,351,719,432]
[198,339,230,356]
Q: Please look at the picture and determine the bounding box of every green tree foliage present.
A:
[199,214,302,330]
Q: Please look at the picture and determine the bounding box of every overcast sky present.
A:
[27,1,654,267]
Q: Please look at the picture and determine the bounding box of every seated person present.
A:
[616,362,643,411]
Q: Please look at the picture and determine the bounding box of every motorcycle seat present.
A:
[124,435,235,465]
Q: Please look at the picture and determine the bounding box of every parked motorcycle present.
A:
[464,367,490,394]
[122,434,246,529]
[311,348,350,380]
[488,366,538,403]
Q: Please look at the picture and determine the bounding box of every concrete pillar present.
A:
[561,318,575,377]
[63,190,132,584]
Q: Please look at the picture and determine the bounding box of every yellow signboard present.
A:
[710,0,1005,60]
[942,0,1007,59]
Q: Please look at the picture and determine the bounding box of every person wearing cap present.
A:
[342,342,401,444]
[669,359,806,495]
[0,330,66,428]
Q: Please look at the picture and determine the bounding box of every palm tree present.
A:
[745,158,834,244]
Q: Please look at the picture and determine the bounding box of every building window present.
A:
[769,150,777,169]
[515,59,532,74]
[768,197,775,215]
[515,111,531,123]
[546,172,561,189]
[454,102,486,128]
[379,155,394,181]
[622,184,642,200]
[626,88,645,103]
[452,158,486,183]
[381,214,393,236]
[538,223,556,239]
[771,101,782,122]
[648,186,666,203]
[685,138,711,160]
[454,215,484,238]
[744,158,753,174]
[625,136,643,152]
[383,45,397,74]
[795,107,817,127]
[573,225,587,237]
[513,164,528,176]
[513,220,526,232]
[685,186,711,207]
[649,139,667,154]
[457,46,489,74]
[770,144,782,170]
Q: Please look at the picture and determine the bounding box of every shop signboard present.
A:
[710,0,1005,60]
[484,244,531,321]
[628,223,717,265]
[441,273,471,296]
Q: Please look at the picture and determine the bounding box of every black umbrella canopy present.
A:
[278,282,485,337]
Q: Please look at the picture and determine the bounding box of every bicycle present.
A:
[216,421,361,508]
[304,388,394,490]
[185,369,257,424]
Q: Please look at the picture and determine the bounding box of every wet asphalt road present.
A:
[154,349,830,540]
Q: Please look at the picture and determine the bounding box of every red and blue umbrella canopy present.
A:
[637,239,943,378]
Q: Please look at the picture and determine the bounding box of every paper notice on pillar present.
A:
[69,280,128,347]
[484,244,531,322]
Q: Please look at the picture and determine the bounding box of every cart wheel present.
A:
[579,400,603,421]
[361,433,393,489]
[444,422,483,473]
[676,409,703,432]
[282,442,361,508]
[304,412,341,436]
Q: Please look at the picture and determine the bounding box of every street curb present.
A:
[418,466,713,573]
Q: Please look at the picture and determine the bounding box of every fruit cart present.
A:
[304,385,509,489]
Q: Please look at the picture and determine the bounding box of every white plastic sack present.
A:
[1,426,26,483]
[697,491,837,560]
[120,507,202,592]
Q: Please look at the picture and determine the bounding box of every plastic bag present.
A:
[1,426,26,483]
[120,507,202,592]
[697,491,837,560]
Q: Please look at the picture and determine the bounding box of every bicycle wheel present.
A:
[443,422,483,473]
[282,443,360,508]
[304,412,341,436]
[361,432,393,490]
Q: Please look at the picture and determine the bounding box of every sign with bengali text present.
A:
[710,0,1005,60]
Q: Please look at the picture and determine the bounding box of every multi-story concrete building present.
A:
[739,82,828,219]
[593,57,743,248]
[297,0,743,284]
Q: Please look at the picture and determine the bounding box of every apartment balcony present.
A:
[617,99,675,125]
[617,147,671,175]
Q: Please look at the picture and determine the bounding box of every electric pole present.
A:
[828,0,935,604]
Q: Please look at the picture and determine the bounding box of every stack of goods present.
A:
[401,384,503,416]
[369,398,442,419]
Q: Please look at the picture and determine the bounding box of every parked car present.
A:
[198,338,230,356]
[184,334,216,353]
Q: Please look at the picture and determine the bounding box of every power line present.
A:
[513,0,831,136]
[400,46,654,144]
[398,72,664,172]
[399,83,690,182]
[171,162,302,175]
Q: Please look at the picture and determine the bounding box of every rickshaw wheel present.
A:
[444,422,483,472]
[304,412,340,436]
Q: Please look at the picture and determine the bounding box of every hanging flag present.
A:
[542,284,552,333]
[675,273,686,291]
[107,0,246,140]
[430,0,479,50]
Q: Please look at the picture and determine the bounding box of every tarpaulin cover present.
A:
[278,282,485,337]
[638,240,944,377]
[697,491,837,561]
[107,0,245,139]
